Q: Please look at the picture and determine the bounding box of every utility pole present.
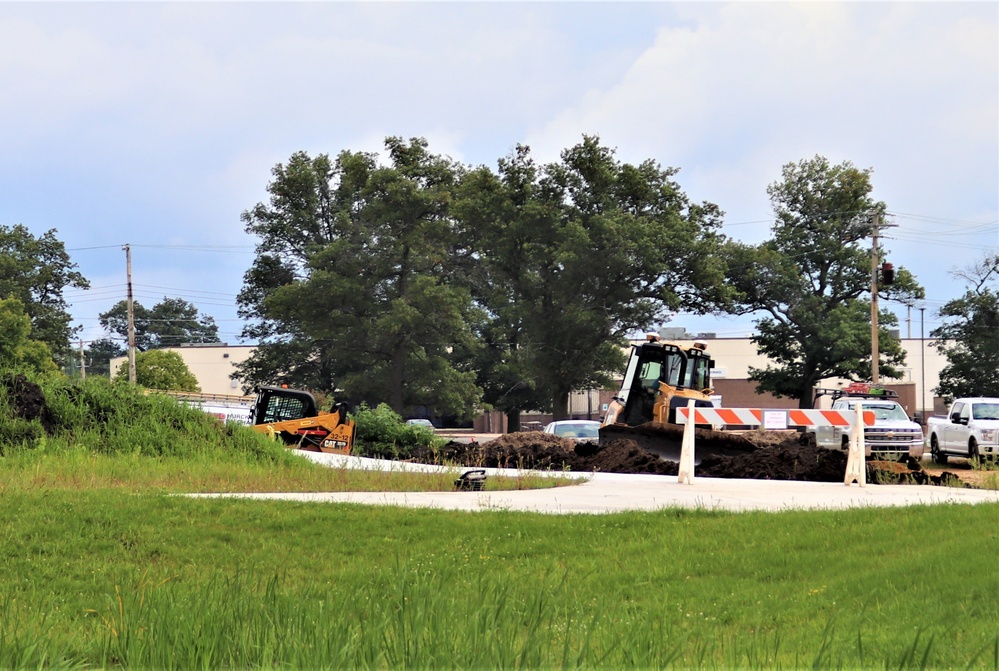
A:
[124,244,136,384]
[79,339,86,380]
[871,213,880,384]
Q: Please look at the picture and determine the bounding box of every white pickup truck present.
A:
[926,397,999,464]
[810,385,925,460]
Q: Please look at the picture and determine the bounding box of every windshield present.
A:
[552,422,600,439]
[972,403,999,420]
[862,402,909,421]
[687,354,711,390]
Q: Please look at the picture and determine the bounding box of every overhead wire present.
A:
[65,210,994,342]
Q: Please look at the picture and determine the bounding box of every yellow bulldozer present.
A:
[599,332,756,462]
[249,386,355,455]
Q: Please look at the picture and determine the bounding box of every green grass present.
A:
[0,488,997,669]
[0,446,570,494]
[0,374,573,494]
[2,374,998,668]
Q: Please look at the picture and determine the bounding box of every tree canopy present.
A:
[0,224,89,364]
[0,296,59,376]
[99,297,220,352]
[235,139,482,416]
[455,138,732,423]
[724,156,924,407]
[236,137,737,421]
[83,338,126,378]
[931,253,999,399]
[113,349,200,392]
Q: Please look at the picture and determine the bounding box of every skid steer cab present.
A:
[250,386,355,455]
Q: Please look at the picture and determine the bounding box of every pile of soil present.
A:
[412,431,970,487]
[1,373,55,433]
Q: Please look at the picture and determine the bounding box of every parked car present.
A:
[405,418,435,428]
[926,397,999,464]
[542,420,601,442]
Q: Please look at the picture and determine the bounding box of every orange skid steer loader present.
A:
[250,386,355,455]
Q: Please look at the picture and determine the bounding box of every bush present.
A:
[352,403,444,459]
[0,373,292,464]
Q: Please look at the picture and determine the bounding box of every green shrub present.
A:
[0,373,293,465]
[352,403,444,459]
[0,416,44,453]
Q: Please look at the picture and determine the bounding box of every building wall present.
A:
[111,337,952,423]
[671,337,945,418]
[111,345,255,396]
[711,379,799,411]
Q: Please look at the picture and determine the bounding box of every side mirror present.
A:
[951,412,961,423]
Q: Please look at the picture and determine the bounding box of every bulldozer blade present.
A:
[599,422,759,465]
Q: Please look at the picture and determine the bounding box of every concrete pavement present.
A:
[194,452,999,514]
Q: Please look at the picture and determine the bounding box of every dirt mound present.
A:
[1,373,54,433]
[413,431,971,486]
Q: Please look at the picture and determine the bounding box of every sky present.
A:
[1,1,996,349]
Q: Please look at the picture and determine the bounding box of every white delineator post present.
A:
[844,400,866,486]
[677,400,696,485]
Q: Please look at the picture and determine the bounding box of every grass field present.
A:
[1,375,998,668]
[1,469,997,668]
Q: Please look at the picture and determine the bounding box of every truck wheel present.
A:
[969,438,980,461]
[931,435,948,465]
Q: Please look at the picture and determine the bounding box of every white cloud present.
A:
[519,2,996,306]
[1,2,994,338]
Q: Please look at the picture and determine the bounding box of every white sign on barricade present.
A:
[763,411,788,430]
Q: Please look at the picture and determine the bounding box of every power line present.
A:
[137,284,240,298]
[68,243,254,253]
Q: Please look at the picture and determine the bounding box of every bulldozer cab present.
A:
[251,386,320,425]
[615,335,714,427]
[599,335,756,463]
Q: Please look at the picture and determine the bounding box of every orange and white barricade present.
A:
[675,406,874,486]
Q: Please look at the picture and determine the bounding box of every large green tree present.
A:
[113,349,200,392]
[0,225,89,363]
[99,297,220,351]
[236,138,482,416]
[0,296,59,375]
[931,253,999,399]
[725,156,924,407]
[454,137,733,424]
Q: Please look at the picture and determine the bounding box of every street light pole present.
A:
[920,306,926,417]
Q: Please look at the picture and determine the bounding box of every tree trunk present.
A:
[390,342,406,414]
[798,377,819,408]
[552,392,569,421]
[506,408,521,433]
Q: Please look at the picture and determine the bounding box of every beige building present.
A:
[672,336,946,416]
[115,337,952,427]
[111,344,255,398]
[549,335,949,429]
